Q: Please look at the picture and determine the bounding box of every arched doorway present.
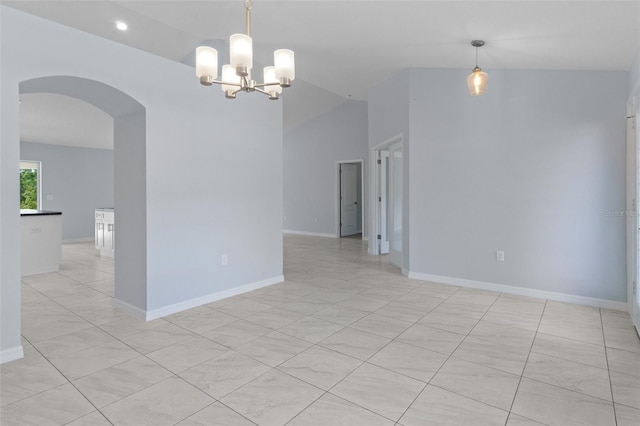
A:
[18,76,148,337]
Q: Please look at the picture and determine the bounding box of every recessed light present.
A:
[115,21,128,31]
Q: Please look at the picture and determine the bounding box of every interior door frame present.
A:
[628,95,640,332]
[335,159,365,239]
[370,134,403,256]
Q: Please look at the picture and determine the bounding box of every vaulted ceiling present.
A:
[6,0,640,148]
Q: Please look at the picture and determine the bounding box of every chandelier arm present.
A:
[253,87,271,96]
[207,80,243,88]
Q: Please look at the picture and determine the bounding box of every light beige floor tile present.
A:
[523,352,612,401]
[118,322,195,354]
[201,319,271,348]
[368,341,448,383]
[146,336,228,373]
[397,323,465,355]
[482,310,541,331]
[532,332,607,369]
[506,414,547,425]
[179,350,270,399]
[431,300,489,320]
[235,331,312,367]
[330,363,425,421]
[319,327,390,360]
[453,336,529,375]
[610,370,640,409]
[288,393,394,426]
[399,385,508,426]
[418,311,479,335]
[511,378,615,426]
[538,317,604,346]
[350,313,412,339]
[374,300,432,323]
[32,326,115,357]
[244,307,305,330]
[48,340,139,380]
[98,316,168,338]
[72,356,173,407]
[166,309,237,334]
[216,299,274,318]
[101,377,213,426]
[607,346,640,377]
[468,320,535,350]
[603,326,640,353]
[66,410,113,426]
[0,383,94,426]
[278,345,362,390]
[176,402,255,426]
[313,305,370,326]
[615,403,640,426]
[0,359,68,407]
[430,357,520,410]
[221,369,324,426]
[278,316,344,343]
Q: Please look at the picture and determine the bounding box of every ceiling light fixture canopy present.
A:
[195,0,295,100]
[467,40,488,96]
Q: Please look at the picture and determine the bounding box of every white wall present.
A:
[283,100,368,237]
[406,68,627,303]
[20,141,114,241]
[1,6,283,360]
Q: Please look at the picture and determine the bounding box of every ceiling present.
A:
[6,0,640,148]
[20,93,114,149]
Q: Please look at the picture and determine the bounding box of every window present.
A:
[20,160,41,210]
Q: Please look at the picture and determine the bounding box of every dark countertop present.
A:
[20,209,62,216]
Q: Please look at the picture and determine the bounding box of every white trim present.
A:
[144,275,284,321]
[407,271,628,311]
[283,229,337,238]
[63,237,94,244]
[113,298,147,320]
[115,276,285,321]
[0,345,24,364]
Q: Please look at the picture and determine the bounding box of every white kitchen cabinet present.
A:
[95,209,114,257]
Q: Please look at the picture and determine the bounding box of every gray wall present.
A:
[1,6,283,358]
[283,100,368,236]
[368,69,411,266]
[20,141,114,241]
[405,68,628,302]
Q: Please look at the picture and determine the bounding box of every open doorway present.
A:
[336,160,364,239]
[371,136,403,269]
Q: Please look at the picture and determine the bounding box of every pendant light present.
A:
[467,40,488,96]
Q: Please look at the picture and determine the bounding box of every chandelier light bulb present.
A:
[274,49,295,86]
[230,34,253,76]
[195,46,218,84]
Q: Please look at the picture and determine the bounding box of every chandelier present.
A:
[195,0,295,100]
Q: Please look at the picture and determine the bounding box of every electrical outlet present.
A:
[496,250,505,262]
[221,254,228,266]
[31,227,42,233]
[314,218,318,223]
[46,194,54,201]
[283,215,287,221]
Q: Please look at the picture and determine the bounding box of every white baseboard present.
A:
[115,275,285,322]
[113,298,147,320]
[407,271,628,312]
[63,237,94,244]
[0,345,24,364]
[283,229,337,238]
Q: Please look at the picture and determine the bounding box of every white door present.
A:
[628,115,640,331]
[389,143,403,268]
[379,150,390,253]
[340,163,358,236]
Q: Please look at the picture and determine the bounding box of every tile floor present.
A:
[1,235,640,425]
